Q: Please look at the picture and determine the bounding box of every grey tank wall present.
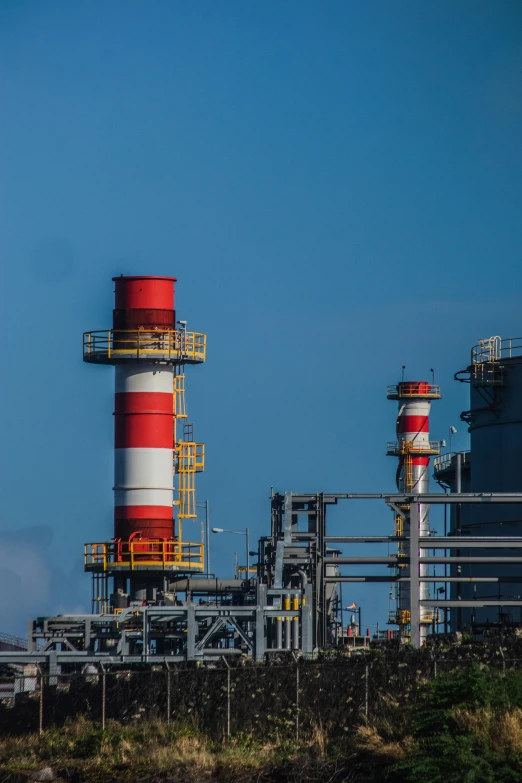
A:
[460,357,522,627]
[470,367,522,510]
[445,458,473,630]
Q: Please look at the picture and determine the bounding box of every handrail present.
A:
[83,329,206,364]
[386,384,441,399]
[471,336,522,364]
[433,451,470,473]
[386,441,441,455]
[84,540,204,571]
[0,632,28,650]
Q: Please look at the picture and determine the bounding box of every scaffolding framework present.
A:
[4,492,522,673]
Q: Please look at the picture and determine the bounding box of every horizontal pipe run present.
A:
[325,536,522,548]
[326,537,522,547]
[330,556,522,565]
[264,610,299,618]
[421,557,522,564]
[324,576,400,582]
[420,600,522,607]
[296,493,522,504]
[333,557,400,564]
[419,576,522,582]
[170,579,246,592]
[419,538,522,548]
[198,648,243,655]
[325,536,400,543]
[325,576,522,583]
[388,493,522,504]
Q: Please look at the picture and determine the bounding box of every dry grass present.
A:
[355,722,412,761]
[0,715,413,776]
[309,720,331,758]
[0,718,290,778]
[454,707,522,754]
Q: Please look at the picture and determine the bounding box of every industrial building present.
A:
[2,276,522,674]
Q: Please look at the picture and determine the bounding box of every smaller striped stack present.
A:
[395,381,433,495]
[387,380,441,639]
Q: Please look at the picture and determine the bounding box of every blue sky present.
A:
[1,1,522,635]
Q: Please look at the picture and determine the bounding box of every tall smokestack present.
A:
[83,275,206,609]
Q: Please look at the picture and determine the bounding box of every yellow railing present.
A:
[386,441,441,456]
[177,441,205,474]
[175,442,205,535]
[84,540,204,572]
[386,384,441,399]
[387,609,411,626]
[420,610,441,625]
[173,373,188,418]
[83,329,206,364]
[387,609,441,626]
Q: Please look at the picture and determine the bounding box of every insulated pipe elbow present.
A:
[297,569,308,587]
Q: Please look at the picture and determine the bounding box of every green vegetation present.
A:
[3,665,522,781]
[370,664,522,782]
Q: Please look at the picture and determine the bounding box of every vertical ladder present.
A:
[173,371,205,544]
[402,444,414,493]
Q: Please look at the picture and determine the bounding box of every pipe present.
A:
[276,617,283,649]
[292,596,299,649]
[422,557,522,564]
[326,536,404,543]
[325,536,522,546]
[325,576,522,583]
[297,569,308,586]
[331,556,522,565]
[203,648,242,655]
[334,557,400,564]
[284,595,292,650]
[170,578,247,592]
[420,600,522,608]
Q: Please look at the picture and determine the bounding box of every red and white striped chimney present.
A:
[112,276,177,544]
[396,381,433,495]
[387,380,441,641]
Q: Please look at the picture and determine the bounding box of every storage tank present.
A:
[433,451,472,631]
[454,336,522,628]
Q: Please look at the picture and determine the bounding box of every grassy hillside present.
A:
[2,664,522,782]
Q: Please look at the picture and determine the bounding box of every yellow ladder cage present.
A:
[172,372,205,544]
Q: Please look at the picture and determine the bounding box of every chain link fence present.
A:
[2,651,522,740]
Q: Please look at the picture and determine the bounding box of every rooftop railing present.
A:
[471,336,522,364]
[85,540,204,572]
[386,384,441,399]
[386,441,442,456]
[433,451,470,474]
[83,329,206,364]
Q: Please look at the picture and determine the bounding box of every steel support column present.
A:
[410,502,421,647]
